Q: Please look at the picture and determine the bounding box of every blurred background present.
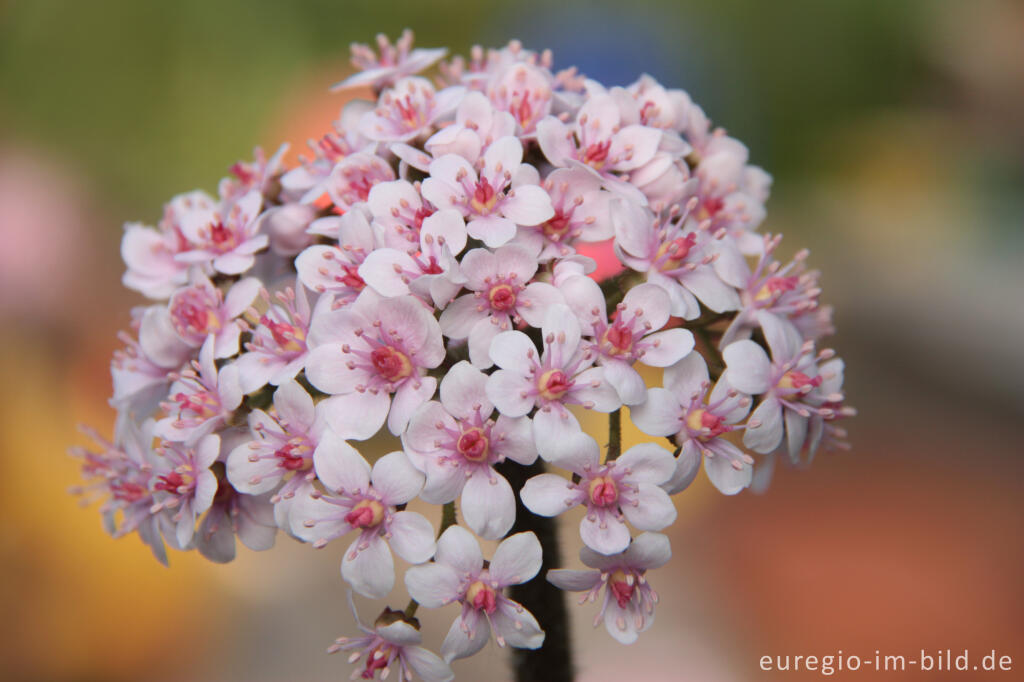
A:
[1,0,1022,680]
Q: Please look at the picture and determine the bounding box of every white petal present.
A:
[743,398,784,454]
[722,340,772,395]
[461,468,516,540]
[342,535,395,599]
[580,512,631,555]
[520,473,580,517]
[628,388,682,437]
[704,450,753,495]
[502,184,555,226]
[624,531,672,569]
[546,569,601,592]
[387,377,437,436]
[402,646,455,682]
[640,328,695,367]
[405,563,462,607]
[388,511,436,564]
[664,352,709,400]
[486,369,535,418]
[439,361,491,420]
[441,613,490,662]
[491,598,545,649]
[663,441,702,494]
[313,431,371,493]
[620,483,677,530]
[371,450,425,505]
[617,443,676,485]
[434,525,483,574]
[490,532,543,586]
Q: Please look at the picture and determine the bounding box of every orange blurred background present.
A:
[1,1,1022,680]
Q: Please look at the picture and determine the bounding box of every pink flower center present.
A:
[582,140,611,170]
[470,178,498,214]
[487,283,517,311]
[275,439,312,471]
[542,210,572,240]
[754,276,798,302]
[537,369,572,401]
[263,317,306,352]
[361,643,392,679]
[601,323,634,355]
[457,427,490,462]
[655,233,697,271]
[371,346,413,382]
[698,195,725,221]
[587,475,619,507]
[111,480,149,503]
[173,390,219,420]
[172,296,221,337]
[686,408,727,441]
[395,95,424,129]
[608,569,635,608]
[345,499,386,529]
[339,264,366,290]
[209,221,236,248]
[466,580,498,614]
[778,371,821,390]
[154,471,193,494]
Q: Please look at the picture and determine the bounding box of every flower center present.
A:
[686,408,727,441]
[457,427,490,462]
[487,283,517,311]
[361,643,393,679]
[154,471,194,494]
[542,211,572,240]
[601,323,634,356]
[754,275,798,302]
[275,438,312,471]
[339,264,366,290]
[371,346,413,382]
[173,390,220,420]
[537,369,572,401]
[345,499,386,529]
[470,178,498,214]
[208,221,237,249]
[587,475,619,507]
[608,569,635,608]
[172,297,221,338]
[697,195,725,221]
[655,233,697,271]
[778,370,821,390]
[466,580,498,614]
[264,317,306,352]
[582,140,611,170]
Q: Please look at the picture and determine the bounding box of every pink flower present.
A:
[175,189,268,275]
[111,314,178,417]
[366,179,436,250]
[155,335,243,445]
[615,75,694,132]
[403,362,536,539]
[423,91,516,165]
[292,441,435,598]
[296,208,378,304]
[511,168,614,261]
[226,380,323,523]
[520,432,676,555]
[720,234,832,347]
[486,304,620,441]
[421,138,554,247]
[404,527,545,662]
[561,276,695,404]
[195,484,277,564]
[536,93,663,204]
[256,203,317,256]
[329,595,453,682]
[218,144,288,202]
[722,312,832,458]
[306,290,445,439]
[359,77,463,143]
[233,282,313,394]
[485,61,553,134]
[614,199,740,319]
[70,419,166,562]
[280,102,374,203]
[631,353,755,495]
[547,532,670,644]
[164,271,260,357]
[120,191,208,299]
[149,433,221,548]
[325,152,397,211]
[358,209,468,308]
[438,244,564,368]
[333,30,447,92]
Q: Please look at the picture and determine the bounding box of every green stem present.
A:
[606,409,622,461]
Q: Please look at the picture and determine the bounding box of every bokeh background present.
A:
[2,0,1022,680]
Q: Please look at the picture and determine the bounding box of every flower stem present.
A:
[497,459,574,682]
[605,409,622,461]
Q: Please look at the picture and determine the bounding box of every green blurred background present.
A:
[2,1,1021,680]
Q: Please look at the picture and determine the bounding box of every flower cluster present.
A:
[71,31,854,681]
